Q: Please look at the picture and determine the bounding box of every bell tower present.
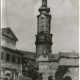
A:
[35,0,53,57]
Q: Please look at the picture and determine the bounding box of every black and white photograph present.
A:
[1,0,79,80]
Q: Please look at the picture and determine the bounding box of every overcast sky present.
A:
[2,0,79,53]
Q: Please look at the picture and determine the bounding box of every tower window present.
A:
[41,25,44,28]
[41,25,44,31]
[12,55,15,63]
[6,53,10,62]
[41,17,44,23]
[47,17,48,22]
[41,17,44,20]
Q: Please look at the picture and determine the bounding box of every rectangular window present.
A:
[12,55,15,63]
[1,52,3,60]
[6,53,10,62]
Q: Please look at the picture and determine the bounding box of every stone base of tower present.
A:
[36,52,79,80]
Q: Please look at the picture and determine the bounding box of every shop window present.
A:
[1,52,3,60]
[6,53,10,62]
[12,55,15,63]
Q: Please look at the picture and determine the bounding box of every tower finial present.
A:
[42,0,47,7]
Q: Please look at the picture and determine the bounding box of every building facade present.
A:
[1,28,39,80]
[35,0,52,58]
[37,52,79,80]
[35,0,79,80]
[1,28,23,80]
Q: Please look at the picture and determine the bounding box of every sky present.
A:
[2,0,79,53]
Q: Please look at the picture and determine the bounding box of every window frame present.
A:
[12,55,16,63]
[1,52,3,60]
[6,53,10,62]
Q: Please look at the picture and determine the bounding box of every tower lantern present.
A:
[42,0,47,7]
[35,0,53,57]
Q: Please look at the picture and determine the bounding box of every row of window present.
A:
[41,25,48,28]
[1,52,21,64]
[41,17,49,23]
[40,65,47,68]
[40,25,49,32]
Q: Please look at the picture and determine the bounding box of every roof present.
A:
[59,52,79,58]
[48,54,59,61]
[2,27,18,41]
[20,50,36,60]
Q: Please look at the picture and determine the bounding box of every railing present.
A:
[35,33,52,44]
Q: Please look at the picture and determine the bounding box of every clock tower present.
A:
[35,0,53,57]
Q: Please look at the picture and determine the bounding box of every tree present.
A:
[48,75,53,80]
[27,68,38,80]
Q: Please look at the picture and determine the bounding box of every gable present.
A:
[2,28,18,41]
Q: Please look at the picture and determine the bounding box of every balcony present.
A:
[35,33,53,45]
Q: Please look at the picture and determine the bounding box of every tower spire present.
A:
[39,0,50,13]
[35,0,53,57]
[42,0,47,7]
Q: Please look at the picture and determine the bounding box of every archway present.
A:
[63,76,71,80]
